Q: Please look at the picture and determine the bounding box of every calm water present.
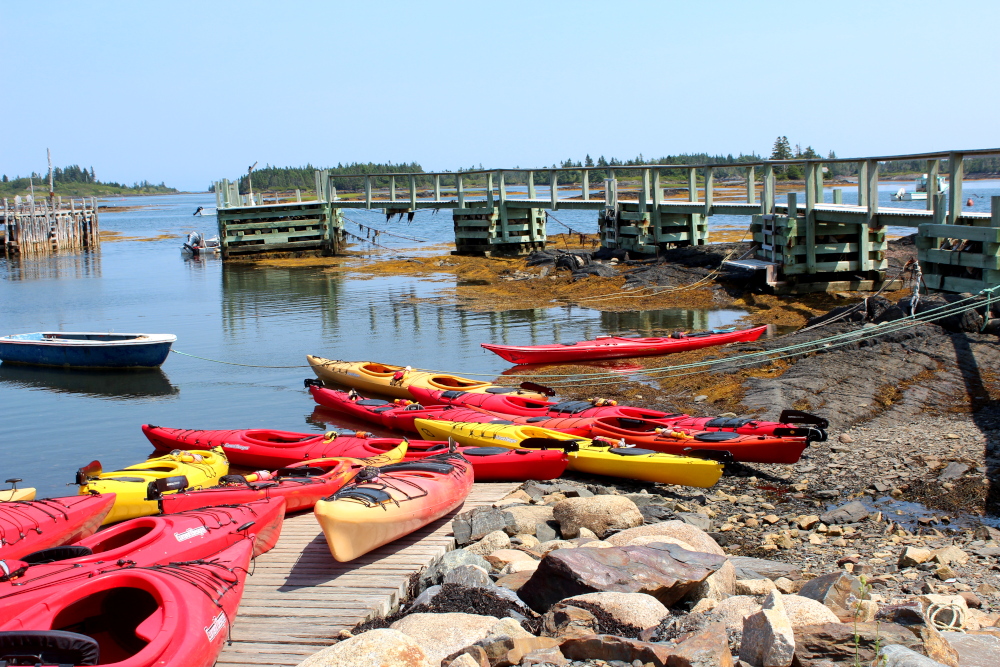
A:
[0,193,747,497]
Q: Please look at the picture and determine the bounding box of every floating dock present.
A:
[217,481,519,667]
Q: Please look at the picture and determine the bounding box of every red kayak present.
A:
[142,424,375,469]
[308,384,595,436]
[0,499,283,622]
[0,494,116,560]
[589,416,811,464]
[331,437,569,482]
[155,458,360,514]
[481,325,769,364]
[408,388,828,441]
[0,538,253,667]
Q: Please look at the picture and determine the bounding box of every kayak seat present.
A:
[0,630,100,666]
[525,417,551,423]
[383,461,455,474]
[102,587,159,653]
[441,390,468,399]
[335,488,393,505]
[549,401,594,415]
[484,387,518,394]
[357,399,390,407]
[463,447,511,457]
[488,419,515,425]
[694,431,742,442]
[704,417,754,429]
[21,545,94,565]
[618,417,651,429]
[608,447,658,456]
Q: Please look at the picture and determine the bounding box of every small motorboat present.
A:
[481,325,768,364]
[0,332,177,369]
[181,231,220,256]
[192,206,217,216]
[891,174,948,201]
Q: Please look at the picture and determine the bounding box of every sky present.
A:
[2,0,999,191]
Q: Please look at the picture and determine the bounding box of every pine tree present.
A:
[770,136,792,161]
[584,154,594,167]
[2,175,7,183]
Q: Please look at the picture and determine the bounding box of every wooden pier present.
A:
[1,196,99,256]
[217,481,518,667]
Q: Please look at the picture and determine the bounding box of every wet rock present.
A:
[453,506,515,545]
[606,520,724,555]
[503,505,555,536]
[467,530,511,556]
[444,564,494,588]
[739,591,795,667]
[878,644,951,667]
[421,550,492,588]
[541,604,599,639]
[296,628,432,667]
[560,634,673,666]
[729,556,802,581]
[940,631,1000,667]
[390,612,499,666]
[797,571,865,620]
[517,543,725,612]
[552,495,643,539]
[792,622,922,667]
[819,499,869,525]
[561,591,670,631]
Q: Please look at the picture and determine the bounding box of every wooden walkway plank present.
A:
[217,482,518,667]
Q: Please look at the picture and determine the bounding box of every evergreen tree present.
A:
[2,175,6,183]
[584,154,594,167]
[770,136,792,161]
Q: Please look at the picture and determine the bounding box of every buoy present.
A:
[967,198,974,207]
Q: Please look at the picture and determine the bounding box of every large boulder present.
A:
[541,605,600,639]
[553,495,643,539]
[708,594,840,631]
[296,628,431,667]
[687,559,736,603]
[517,542,726,612]
[503,505,555,536]
[453,506,515,545]
[390,612,500,667]
[606,520,725,556]
[443,564,494,588]
[466,530,511,556]
[560,634,673,666]
[797,571,866,620]
[420,549,492,589]
[559,592,670,632]
[793,623,923,667]
[739,590,795,667]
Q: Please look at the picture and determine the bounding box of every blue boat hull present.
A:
[0,340,174,369]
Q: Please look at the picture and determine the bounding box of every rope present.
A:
[343,216,428,243]
[171,350,311,368]
[545,211,585,235]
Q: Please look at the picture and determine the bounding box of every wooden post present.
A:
[763,164,774,214]
[652,170,662,207]
[815,163,825,203]
[434,174,441,202]
[688,168,698,202]
[389,175,396,202]
[364,177,371,208]
[948,152,964,224]
[857,161,868,209]
[933,192,946,225]
[409,175,417,210]
[457,174,465,208]
[528,171,536,199]
[833,188,843,205]
[639,169,649,211]
[805,163,817,217]
[926,159,939,211]
[550,170,558,211]
[486,172,494,209]
[498,171,507,204]
[746,166,755,204]
[497,172,508,241]
[866,160,879,217]
[296,188,302,203]
[582,170,590,201]
[703,167,714,217]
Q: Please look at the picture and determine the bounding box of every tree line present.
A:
[1,164,177,196]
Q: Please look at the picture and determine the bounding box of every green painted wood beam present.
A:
[582,170,589,201]
[948,152,964,224]
[688,168,698,203]
[926,160,939,212]
[746,166,756,204]
[550,170,558,211]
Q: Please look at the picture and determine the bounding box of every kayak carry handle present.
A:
[74,461,102,486]
[304,378,324,388]
[778,410,829,430]
[236,521,255,532]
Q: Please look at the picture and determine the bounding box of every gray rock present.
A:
[443,564,494,588]
[411,585,442,608]
[677,512,712,532]
[797,571,864,619]
[640,505,675,523]
[535,520,560,542]
[553,495,643,539]
[814,489,841,499]
[453,506,514,545]
[729,556,802,581]
[878,644,950,667]
[940,631,1000,667]
[937,462,970,481]
[819,500,870,525]
[420,549,492,589]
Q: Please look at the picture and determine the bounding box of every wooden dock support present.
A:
[2,196,99,256]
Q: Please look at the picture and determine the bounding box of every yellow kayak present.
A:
[77,448,229,524]
[306,356,548,401]
[0,487,36,502]
[413,419,723,488]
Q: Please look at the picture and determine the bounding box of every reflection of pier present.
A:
[2,251,102,281]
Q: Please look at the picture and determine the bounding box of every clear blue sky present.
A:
[3,0,998,191]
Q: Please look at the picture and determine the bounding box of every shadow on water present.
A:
[0,364,179,400]
[949,332,999,517]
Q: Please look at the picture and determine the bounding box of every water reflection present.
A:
[0,364,179,400]
[221,264,344,336]
[1,251,102,282]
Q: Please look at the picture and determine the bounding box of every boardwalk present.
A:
[217,482,520,667]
